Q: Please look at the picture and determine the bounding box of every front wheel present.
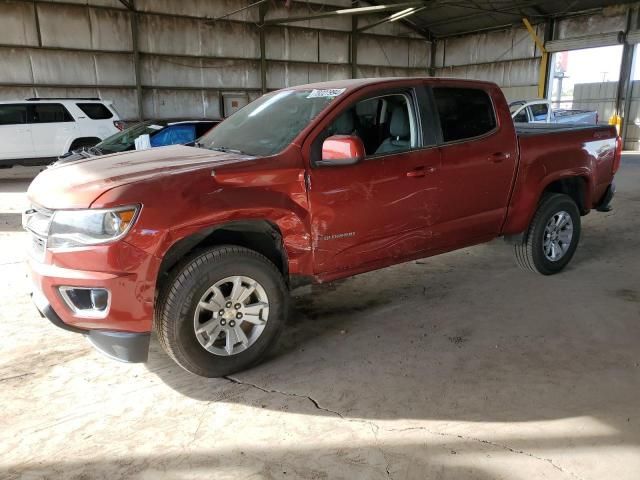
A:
[514,193,581,275]
[156,246,289,377]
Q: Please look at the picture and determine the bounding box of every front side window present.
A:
[323,93,417,157]
[32,103,73,123]
[0,104,28,125]
[76,103,113,120]
[198,89,341,157]
[433,87,496,142]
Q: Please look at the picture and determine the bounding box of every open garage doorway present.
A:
[548,45,624,123]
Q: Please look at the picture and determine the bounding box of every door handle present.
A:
[406,166,436,177]
[489,152,511,163]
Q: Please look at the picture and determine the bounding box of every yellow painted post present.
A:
[522,18,547,99]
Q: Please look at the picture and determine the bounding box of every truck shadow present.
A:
[146,238,640,440]
[0,441,536,479]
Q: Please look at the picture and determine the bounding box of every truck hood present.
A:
[28,145,256,209]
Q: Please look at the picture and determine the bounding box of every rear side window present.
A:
[433,87,496,142]
[513,108,528,123]
[76,103,113,120]
[529,103,549,121]
[32,103,73,123]
[0,104,28,125]
[150,125,196,147]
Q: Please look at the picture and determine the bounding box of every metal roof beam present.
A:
[263,1,424,26]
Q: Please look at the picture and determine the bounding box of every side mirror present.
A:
[318,135,365,166]
[134,134,151,150]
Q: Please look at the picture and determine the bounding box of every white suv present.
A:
[0,98,123,167]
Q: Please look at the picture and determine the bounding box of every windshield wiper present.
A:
[207,146,246,155]
[88,146,103,155]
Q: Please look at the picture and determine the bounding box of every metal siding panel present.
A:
[408,39,430,68]
[0,47,35,83]
[0,1,39,46]
[357,35,409,68]
[37,3,92,49]
[200,59,261,89]
[318,31,349,64]
[30,50,98,85]
[94,53,135,85]
[134,0,260,22]
[0,86,35,100]
[89,7,132,51]
[265,27,319,62]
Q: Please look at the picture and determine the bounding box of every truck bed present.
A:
[515,123,612,137]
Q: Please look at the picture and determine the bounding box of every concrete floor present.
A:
[1,158,639,480]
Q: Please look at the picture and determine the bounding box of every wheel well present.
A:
[157,221,288,290]
[69,137,101,150]
[543,176,588,214]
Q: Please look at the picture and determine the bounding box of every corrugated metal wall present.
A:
[433,25,544,102]
[0,0,431,120]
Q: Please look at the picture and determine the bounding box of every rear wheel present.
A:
[514,193,581,275]
[156,246,289,377]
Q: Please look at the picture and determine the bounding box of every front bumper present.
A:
[27,239,160,363]
[32,286,150,363]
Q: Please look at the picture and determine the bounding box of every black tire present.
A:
[514,193,581,275]
[155,246,289,377]
[68,137,100,153]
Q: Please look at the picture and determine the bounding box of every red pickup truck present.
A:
[24,78,620,377]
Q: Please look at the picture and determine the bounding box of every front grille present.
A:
[23,205,53,261]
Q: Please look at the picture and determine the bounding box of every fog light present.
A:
[59,287,111,318]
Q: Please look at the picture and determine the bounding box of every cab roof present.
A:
[284,77,498,93]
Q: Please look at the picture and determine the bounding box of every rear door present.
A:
[0,104,33,160]
[431,85,518,242]
[30,103,78,157]
[306,86,441,275]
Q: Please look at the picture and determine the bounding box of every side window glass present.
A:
[433,87,497,142]
[168,124,196,145]
[76,103,113,120]
[0,105,28,125]
[513,108,528,123]
[530,103,549,121]
[149,127,172,147]
[32,104,73,123]
[195,122,215,137]
[324,93,417,157]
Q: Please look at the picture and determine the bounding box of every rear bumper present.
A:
[32,287,150,363]
[596,183,615,212]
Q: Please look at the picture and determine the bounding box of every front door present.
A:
[306,89,441,275]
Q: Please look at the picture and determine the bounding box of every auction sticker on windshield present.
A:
[307,88,346,99]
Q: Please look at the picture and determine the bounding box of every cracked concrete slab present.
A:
[1,159,640,479]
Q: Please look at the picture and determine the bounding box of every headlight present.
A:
[48,205,140,249]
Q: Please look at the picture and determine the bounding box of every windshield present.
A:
[97,121,166,153]
[197,89,345,157]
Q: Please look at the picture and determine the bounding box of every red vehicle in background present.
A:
[24,77,619,377]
